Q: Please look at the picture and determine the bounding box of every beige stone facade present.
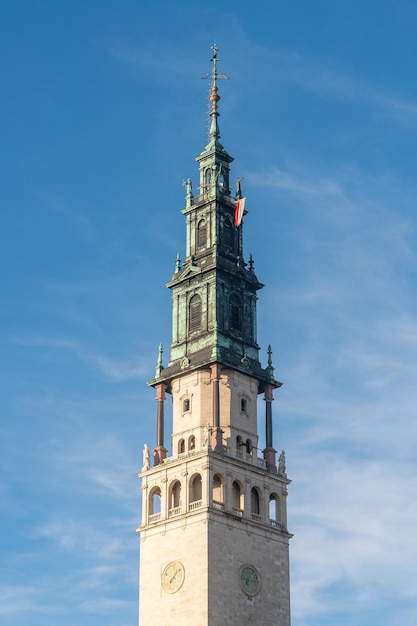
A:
[138,445,291,625]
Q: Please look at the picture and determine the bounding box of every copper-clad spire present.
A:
[203,44,229,143]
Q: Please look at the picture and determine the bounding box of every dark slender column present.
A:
[210,364,224,452]
[154,383,167,465]
[265,384,273,448]
[263,384,277,472]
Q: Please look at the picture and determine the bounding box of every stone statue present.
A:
[236,177,243,199]
[203,424,211,449]
[182,178,193,208]
[182,177,193,196]
[142,443,151,472]
[278,450,286,476]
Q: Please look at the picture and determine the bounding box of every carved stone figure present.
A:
[236,177,243,199]
[142,443,151,471]
[278,450,286,476]
[183,177,193,196]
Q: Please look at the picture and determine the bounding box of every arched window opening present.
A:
[188,435,196,451]
[183,398,190,413]
[178,439,185,455]
[205,168,212,189]
[189,294,202,333]
[223,218,233,251]
[240,398,247,413]
[230,294,242,333]
[169,480,181,510]
[149,487,161,516]
[197,219,207,249]
[232,480,243,514]
[269,494,279,522]
[212,474,224,505]
[251,487,260,515]
[236,435,243,450]
[245,439,253,455]
[189,473,202,504]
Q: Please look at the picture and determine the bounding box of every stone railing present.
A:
[232,507,244,517]
[189,499,202,511]
[168,506,182,518]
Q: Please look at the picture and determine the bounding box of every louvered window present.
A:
[189,295,202,333]
[223,219,233,251]
[230,295,242,332]
[197,219,207,249]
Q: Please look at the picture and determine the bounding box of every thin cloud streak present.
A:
[14,336,148,382]
[37,192,97,241]
[112,37,417,128]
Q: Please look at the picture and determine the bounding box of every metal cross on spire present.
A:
[203,43,230,87]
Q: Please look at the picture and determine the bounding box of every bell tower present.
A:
[138,46,291,626]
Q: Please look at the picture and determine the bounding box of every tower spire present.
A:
[203,44,229,144]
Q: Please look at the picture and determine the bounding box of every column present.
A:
[210,363,224,452]
[263,384,277,472]
[153,383,168,465]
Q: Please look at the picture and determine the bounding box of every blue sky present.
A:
[2,1,417,625]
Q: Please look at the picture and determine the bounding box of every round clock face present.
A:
[161,561,185,593]
[239,565,260,596]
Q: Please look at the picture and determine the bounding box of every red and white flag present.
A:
[234,197,246,227]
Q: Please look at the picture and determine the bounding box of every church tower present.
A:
[138,47,291,626]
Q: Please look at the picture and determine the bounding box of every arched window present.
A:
[189,294,202,333]
[178,439,185,455]
[230,294,242,333]
[232,480,244,513]
[251,487,260,515]
[189,473,202,503]
[212,474,224,505]
[149,486,161,516]
[269,493,279,523]
[188,435,196,451]
[205,168,212,189]
[183,398,190,413]
[197,219,207,249]
[169,480,181,510]
[236,435,243,450]
[223,218,233,250]
[245,439,253,455]
[240,398,247,413]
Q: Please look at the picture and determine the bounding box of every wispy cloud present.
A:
[110,36,417,128]
[14,336,148,382]
[37,192,97,241]
[241,41,417,128]
[246,167,343,196]
[290,457,417,618]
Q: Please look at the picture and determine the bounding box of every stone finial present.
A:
[266,344,275,381]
